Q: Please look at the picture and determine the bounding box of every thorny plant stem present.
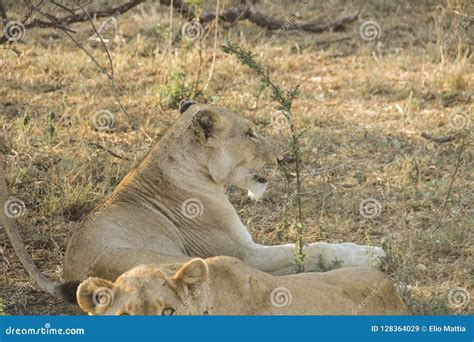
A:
[290,121,304,263]
[222,41,306,272]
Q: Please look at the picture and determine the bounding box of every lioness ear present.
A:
[179,99,197,114]
[76,277,115,315]
[172,258,209,291]
[192,108,224,141]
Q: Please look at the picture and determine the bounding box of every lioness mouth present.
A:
[254,175,268,184]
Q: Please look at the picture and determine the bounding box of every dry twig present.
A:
[421,132,457,143]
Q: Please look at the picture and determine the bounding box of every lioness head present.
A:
[77,259,210,315]
[172,100,281,200]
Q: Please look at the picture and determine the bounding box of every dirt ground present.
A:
[0,0,472,315]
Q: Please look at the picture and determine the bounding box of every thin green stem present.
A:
[222,41,306,272]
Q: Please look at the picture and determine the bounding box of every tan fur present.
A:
[1,102,389,309]
[77,256,408,315]
[64,101,387,283]
[0,101,400,316]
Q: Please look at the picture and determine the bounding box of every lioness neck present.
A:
[113,126,225,206]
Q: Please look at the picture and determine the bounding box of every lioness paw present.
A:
[305,242,387,270]
[338,243,386,268]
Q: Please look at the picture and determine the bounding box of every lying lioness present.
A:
[77,256,408,315]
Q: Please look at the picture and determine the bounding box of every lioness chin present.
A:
[77,256,408,315]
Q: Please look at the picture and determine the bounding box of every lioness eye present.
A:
[247,131,258,140]
[162,307,176,316]
[119,312,129,316]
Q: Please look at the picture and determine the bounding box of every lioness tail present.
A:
[0,153,79,304]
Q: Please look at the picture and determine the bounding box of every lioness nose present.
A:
[277,156,285,166]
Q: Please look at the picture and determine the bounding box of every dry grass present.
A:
[0,0,472,315]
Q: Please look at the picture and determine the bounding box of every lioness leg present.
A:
[243,242,386,275]
[242,243,296,275]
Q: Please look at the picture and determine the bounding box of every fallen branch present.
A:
[0,0,145,44]
[248,5,358,33]
[158,0,358,33]
[1,1,358,46]
[421,132,457,143]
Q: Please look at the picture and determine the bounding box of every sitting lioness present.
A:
[76,256,408,315]
[1,100,386,305]
[62,100,385,283]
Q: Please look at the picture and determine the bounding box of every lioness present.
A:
[76,256,408,315]
[1,100,386,305]
[63,100,385,283]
